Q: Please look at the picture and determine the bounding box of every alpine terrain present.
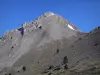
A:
[0,12,100,75]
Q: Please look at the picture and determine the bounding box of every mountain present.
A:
[0,12,100,75]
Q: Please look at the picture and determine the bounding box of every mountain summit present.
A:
[0,12,100,75]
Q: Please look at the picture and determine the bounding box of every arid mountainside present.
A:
[0,12,100,75]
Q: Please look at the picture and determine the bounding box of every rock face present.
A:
[0,12,100,75]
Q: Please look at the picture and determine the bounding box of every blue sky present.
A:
[0,0,100,36]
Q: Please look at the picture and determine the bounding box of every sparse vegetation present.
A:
[64,64,68,70]
[56,49,59,54]
[0,12,100,75]
[65,61,100,75]
[48,65,54,70]
[8,73,11,75]
[11,46,14,50]
[63,56,68,64]
[17,71,20,73]
[78,38,82,40]
[39,26,42,29]
[11,37,12,39]
[22,66,26,71]
[94,43,98,46]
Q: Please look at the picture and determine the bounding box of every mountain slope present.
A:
[6,26,99,75]
[0,12,81,70]
[0,12,100,75]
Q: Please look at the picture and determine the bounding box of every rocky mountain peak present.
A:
[0,12,100,75]
[2,12,81,42]
[0,12,83,71]
[43,11,55,17]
